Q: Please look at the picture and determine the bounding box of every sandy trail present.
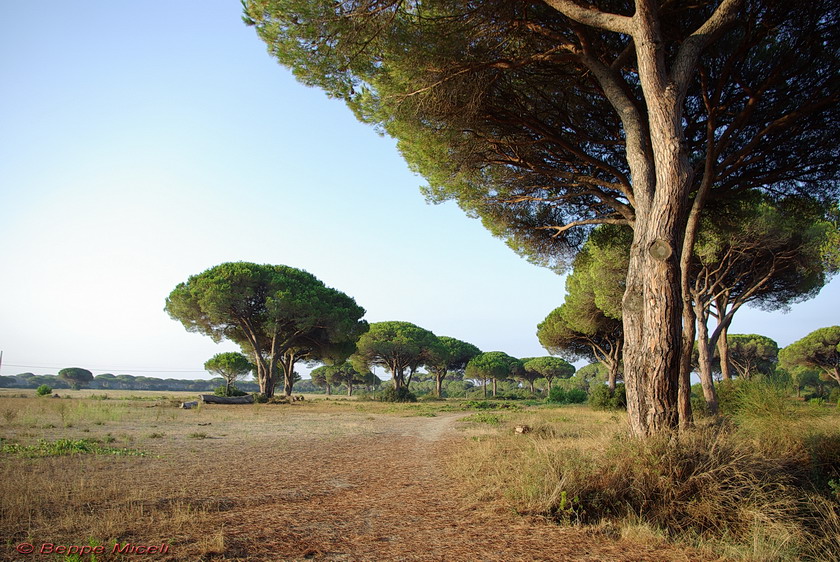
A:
[190,412,708,561]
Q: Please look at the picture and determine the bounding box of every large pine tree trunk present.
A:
[622,219,683,436]
[621,94,689,436]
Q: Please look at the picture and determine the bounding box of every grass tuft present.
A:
[0,438,146,457]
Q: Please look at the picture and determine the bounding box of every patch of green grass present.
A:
[462,400,522,411]
[0,438,146,457]
[461,412,502,425]
[187,432,208,440]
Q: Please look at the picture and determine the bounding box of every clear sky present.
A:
[1,1,837,382]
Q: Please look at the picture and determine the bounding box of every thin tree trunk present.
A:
[694,301,719,415]
[718,324,732,380]
[678,304,695,428]
[492,378,497,397]
[435,374,444,398]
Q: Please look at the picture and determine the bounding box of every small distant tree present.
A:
[204,352,253,396]
[58,367,93,390]
[309,366,332,395]
[523,357,575,395]
[424,336,481,397]
[165,262,367,397]
[689,196,838,413]
[35,384,52,396]
[515,358,541,394]
[725,334,779,380]
[466,352,521,398]
[324,361,370,396]
[351,321,440,390]
[537,227,628,392]
[779,326,840,386]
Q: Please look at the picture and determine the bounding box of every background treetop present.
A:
[165,262,367,397]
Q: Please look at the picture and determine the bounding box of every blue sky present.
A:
[1,1,837,382]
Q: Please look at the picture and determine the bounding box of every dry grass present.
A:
[447,403,840,561]
[0,393,712,561]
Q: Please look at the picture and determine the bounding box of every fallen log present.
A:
[199,394,254,404]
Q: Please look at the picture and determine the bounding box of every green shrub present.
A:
[35,384,52,396]
[461,412,502,425]
[214,385,247,397]
[252,393,268,403]
[496,389,539,400]
[462,400,521,411]
[547,387,567,403]
[549,386,589,405]
[588,383,626,410]
[375,387,417,402]
[565,388,587,404]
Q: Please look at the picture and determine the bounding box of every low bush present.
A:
[451,392,840,561]
[496,389,540,400]
[213,385,247,397]
[547,387,587,404]
[462,400,521,411]
[375,387,417,403]
[588,384,626,410]
[461,412,502,425]
[35,384,52,397]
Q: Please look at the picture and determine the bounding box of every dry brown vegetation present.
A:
[0,390,716,561]
[449,403,840,561]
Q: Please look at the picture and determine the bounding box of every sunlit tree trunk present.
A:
[717,323,732,380]
[693,301,720,415]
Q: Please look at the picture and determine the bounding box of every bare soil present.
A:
[169,410,710,561]
[1,399,716,561]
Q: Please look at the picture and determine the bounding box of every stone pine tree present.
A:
[58,367,93,390]
[688,196,838,413]
[165,262,367,398]
[424,336,481,397]
[537,226,628,392]
[245,0,840,436]
[466,352,522,398]
[724,334,779,380]
[779,327,840,386]
[204,352,253,396]
[351,321,440,390]
[324,361,371,396]
[522,357,576,395]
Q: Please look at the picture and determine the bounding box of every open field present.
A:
[0,392,718,561]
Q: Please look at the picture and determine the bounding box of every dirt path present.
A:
[197,412,709,561]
